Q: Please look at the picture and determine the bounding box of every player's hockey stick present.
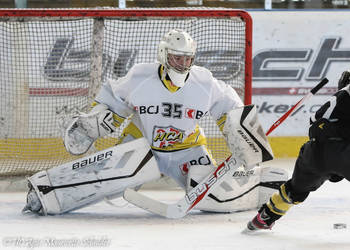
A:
[265,78,329,136]
[124,78,329,219]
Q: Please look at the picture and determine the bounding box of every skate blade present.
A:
[241,225,269,235]
[241,227,260,235]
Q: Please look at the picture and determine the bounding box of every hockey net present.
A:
[0,9,252,177]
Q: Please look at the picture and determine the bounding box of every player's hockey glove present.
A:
[309,118,339,142]
[329,174,344,183]
[338,70,350,90]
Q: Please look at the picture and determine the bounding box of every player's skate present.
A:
[247,210,274,231]
[22,183,43,215]
[244,205,279,233]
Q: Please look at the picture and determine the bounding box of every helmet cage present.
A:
[166,49,195,74]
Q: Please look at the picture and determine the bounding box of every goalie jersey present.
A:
[95,63,243,152]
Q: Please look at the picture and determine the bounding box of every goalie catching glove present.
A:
[64,104,117,155]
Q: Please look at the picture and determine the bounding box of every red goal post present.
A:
[0,8,252,176]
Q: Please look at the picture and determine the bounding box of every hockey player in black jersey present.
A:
[246,70,350,231]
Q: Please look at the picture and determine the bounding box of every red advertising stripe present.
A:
[29,88,89,96]
[253,87,337,95]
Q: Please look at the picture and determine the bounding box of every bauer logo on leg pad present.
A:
[72,151,113,170]
[232,169,255,178]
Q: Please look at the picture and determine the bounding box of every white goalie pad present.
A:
[64,104,117,155]
[187,165,288,213]
[28,138,161,215]
[222,105,273,169]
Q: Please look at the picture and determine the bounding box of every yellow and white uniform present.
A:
[95,63,243,187]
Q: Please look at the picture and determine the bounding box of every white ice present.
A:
[1,158,350,250]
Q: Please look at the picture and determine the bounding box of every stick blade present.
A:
[123,188,169,218]
[123,188,188,219]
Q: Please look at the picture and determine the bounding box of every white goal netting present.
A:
[0,9,252,176]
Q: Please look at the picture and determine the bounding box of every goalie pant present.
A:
[256,84,350,227]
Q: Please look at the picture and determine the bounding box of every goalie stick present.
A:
[125,155,238,219]
[123,78,329,219]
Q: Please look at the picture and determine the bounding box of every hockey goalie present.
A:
[23,29,287,216]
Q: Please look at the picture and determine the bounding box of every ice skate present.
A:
[243,206,277,234]
[22,183,43,215]
[246,210,274,231]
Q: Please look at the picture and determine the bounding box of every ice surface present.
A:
[0,158,349,250]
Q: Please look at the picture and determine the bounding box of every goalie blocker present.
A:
[23,138,160,215]
[222,105,273,169]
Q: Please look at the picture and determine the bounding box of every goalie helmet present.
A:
[157,29,197,88]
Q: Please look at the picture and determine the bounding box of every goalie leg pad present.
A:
[27,138,161,215]
[187,165,288,213]
[258,166,289,208]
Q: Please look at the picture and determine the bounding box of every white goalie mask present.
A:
[157,29,197,87]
